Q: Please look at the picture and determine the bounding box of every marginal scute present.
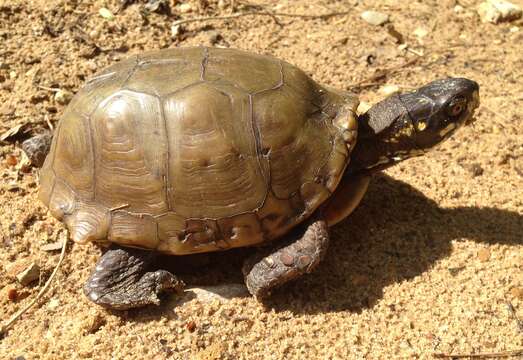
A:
[257,192,302,239]
[65,203,110,244]
[38,168,55,206]
[156,213,187,253]
[48,179,76,220]
[183,219,221,249]
[300,182,330,211]
[217,213,263,248]
[318,135,351,192]
[109,211,158,248]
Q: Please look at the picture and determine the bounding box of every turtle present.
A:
[37,47,480,310]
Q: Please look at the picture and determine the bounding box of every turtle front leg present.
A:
[242,215,329,299]
[84,246,184,310]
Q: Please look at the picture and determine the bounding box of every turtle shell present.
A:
[39,47,358,255]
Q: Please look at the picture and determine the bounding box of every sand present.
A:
[1,0,522,359]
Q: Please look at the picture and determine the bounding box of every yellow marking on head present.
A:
[416,120,427,131]
[397,124,415,138]
[439,123,456,137]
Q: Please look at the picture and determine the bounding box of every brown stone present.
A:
[186,320,197,332]
[7,287,18,301]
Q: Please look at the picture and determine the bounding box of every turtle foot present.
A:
[242,214,329,299]
[84,247,184,310]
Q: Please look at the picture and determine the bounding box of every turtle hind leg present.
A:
[84,246,184,310]
[242,214,329,299]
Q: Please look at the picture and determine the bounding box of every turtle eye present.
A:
[447,97,467,117]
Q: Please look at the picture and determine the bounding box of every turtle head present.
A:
[350,78,479,173]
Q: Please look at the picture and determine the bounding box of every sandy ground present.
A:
[1,0,522,359]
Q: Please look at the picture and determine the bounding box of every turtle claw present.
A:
[84,248,184,310]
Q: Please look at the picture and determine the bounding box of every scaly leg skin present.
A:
[243,214,329,299]
[84,247,184,310]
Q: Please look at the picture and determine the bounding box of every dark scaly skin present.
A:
[22,132,53,167]
[84,247,183,310]
[243,214,329,299]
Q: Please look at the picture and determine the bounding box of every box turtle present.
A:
[37,47,479,309]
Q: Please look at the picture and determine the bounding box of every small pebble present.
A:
[18,262,40,286]
[171,24,182,38]
[178,3,194,13]
[413,27,429,39]
[83,311,106,334]
[41,241,64,252]
[6,260,41,286]
[477,248,491,262]
[379,84,401,97]
[99,7,115,20]
[454,5,465,13]
[361,10,389,26]
[477,0,522,23]
[144,0,168,13]
[47,298,60,310]
[54,89,73,105]
[466,163,484,177]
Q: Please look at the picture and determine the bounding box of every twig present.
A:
[172,10,350,27]
[45,115,54,132]
[434,348,523,359]
[0,234,69,337]
[36,85,60,93]
[506,300,523,333]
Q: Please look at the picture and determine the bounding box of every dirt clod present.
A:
[5,154,17,166]
[477,248,492,262]
[7,288,18,301]
[186,320,197,332]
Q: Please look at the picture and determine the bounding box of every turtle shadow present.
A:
[125,173,521,319]
[263,173,522,314]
